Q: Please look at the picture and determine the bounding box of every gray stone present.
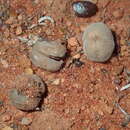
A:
[9,74,46,111]
[83,22,115,62]
[30,40,66,72]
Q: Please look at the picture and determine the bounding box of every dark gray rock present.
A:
[72,1,97,17]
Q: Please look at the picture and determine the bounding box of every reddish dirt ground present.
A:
[0,0,130,130]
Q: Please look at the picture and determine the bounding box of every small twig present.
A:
[116,103,128,116]
[38,16,55,25]
[18,35,43,46]
[17,37,29,43]
[28,16,55,29]
[28,24,38,29]
[120,83,130,91]
[116,103,130,127]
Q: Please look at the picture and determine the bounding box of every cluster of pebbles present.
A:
[9,1,115,111]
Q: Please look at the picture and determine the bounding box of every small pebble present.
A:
[5,17,14,25]
[113,8,124,19]
[21,117,32,125]
[83,22,115,62]
[72,1,97,17]
[4,28,10,38]
[66,21,72,26]
[68,37,78,47]
[16,26,22,35]
[51,79,60,85]
[114,77,121,85]
[24,68,33,75]
[2,114,11,122]
[0,59,9,68]
[100,68,108,74]
[73,53,81,59]
[73,59,84,67]
[17,14,23,21]
[10,123,18,129]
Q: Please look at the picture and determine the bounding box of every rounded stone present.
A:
[72,1,97,17]
[30,40,67,72]
[82,22,115,62]
[9,74,46,111]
